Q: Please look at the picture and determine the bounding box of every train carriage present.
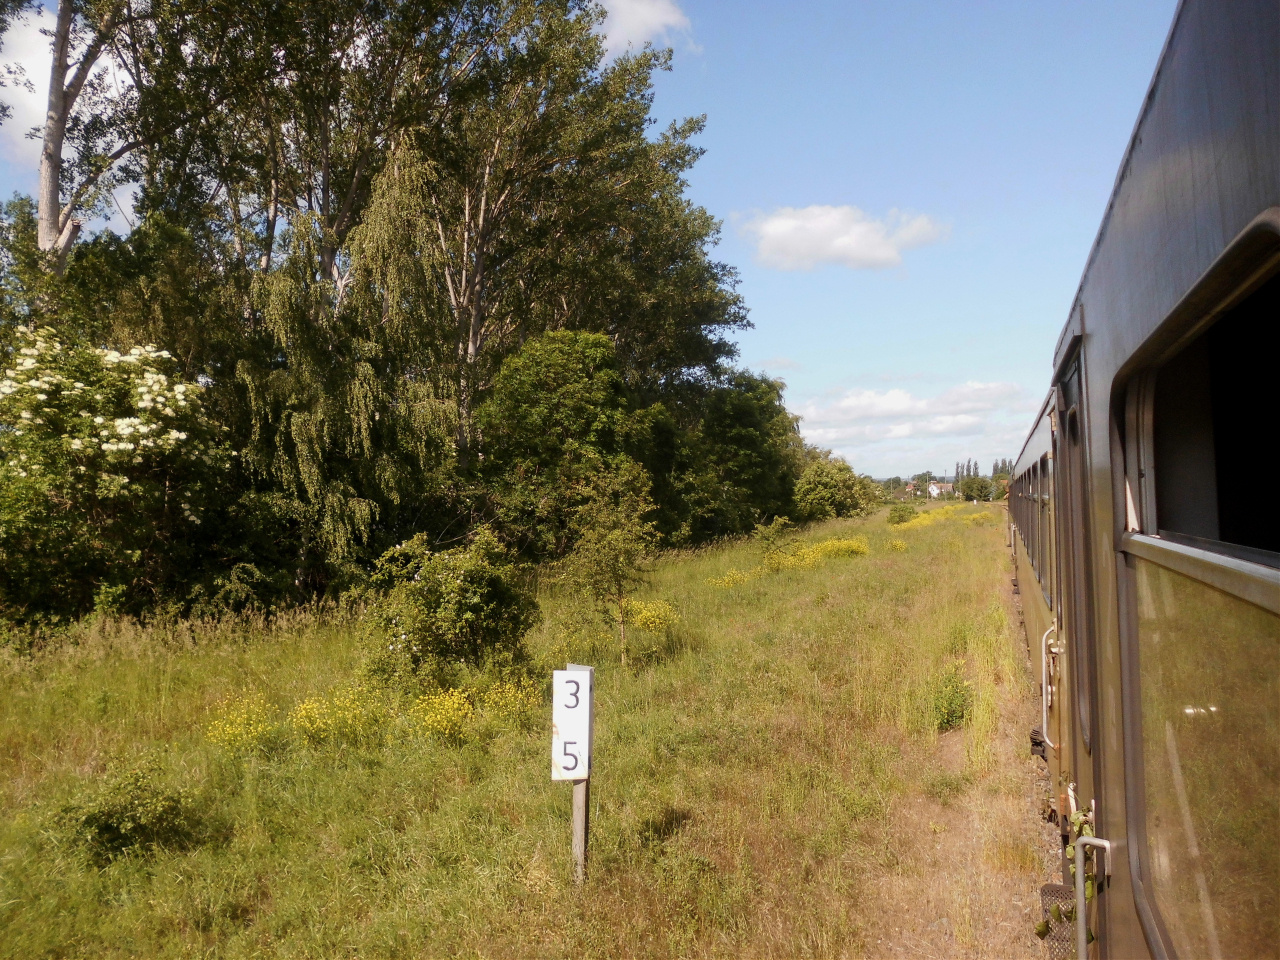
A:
[1008,1,1279,957]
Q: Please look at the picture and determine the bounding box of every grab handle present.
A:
[1075,835,1111,958]
[1041,627,1057,750]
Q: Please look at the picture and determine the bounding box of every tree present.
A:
[13,0,276,274]
[0,0,807,617]
[477,330,626,556]
[960,474,993,502]
[566,462,656,666]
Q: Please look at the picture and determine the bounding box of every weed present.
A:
[706,568,752,588]
[206,694,280,755]
[923,770,970,805]
[623,598,680,631]
[932,662,973,731]
[479,677,541,727]
[988,837,1041,873]
[408,688,475,742]
[289,685,387,746]
[0,506,1041,957]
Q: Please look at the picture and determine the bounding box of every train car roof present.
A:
[1013,391,1055,477]
[1048,1,1187,376]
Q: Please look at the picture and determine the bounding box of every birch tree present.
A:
[20,0,255,274]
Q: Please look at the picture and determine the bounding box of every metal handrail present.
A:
[1075,835,1112,959]
[1041,627,1057,750]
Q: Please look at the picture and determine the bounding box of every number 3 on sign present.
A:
[552,668,592,780]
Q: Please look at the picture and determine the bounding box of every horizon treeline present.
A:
[0,0,876,623]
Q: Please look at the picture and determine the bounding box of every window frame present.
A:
[1112,208,1280,960]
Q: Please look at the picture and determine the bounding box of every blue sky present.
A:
[602,0,1178,477]
[0,1,1179,477]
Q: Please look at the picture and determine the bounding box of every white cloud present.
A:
[744,205,947,271]
[1,7,54,173]
[599,0,693,58]
[796,380,1034,477]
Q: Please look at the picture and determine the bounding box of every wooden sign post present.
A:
[552,663,594,884]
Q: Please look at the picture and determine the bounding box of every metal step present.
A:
[1040,883,1075,959]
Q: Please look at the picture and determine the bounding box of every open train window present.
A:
[1144,270,1280,566]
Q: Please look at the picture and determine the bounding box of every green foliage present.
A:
[887,504,917,525]
[58,760,197,866]
[931,662,973,732]
[665,372,804,542]
[0,324,231,619]
[793,453,879,522]
[752,515,795,554]
[363,529,538,690]
[478,331,627,556]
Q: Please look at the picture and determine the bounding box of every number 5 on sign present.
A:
[552,667,593,780]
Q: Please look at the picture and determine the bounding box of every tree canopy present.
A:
[0,0,865,621]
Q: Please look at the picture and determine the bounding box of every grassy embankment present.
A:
[0,503,1053,958]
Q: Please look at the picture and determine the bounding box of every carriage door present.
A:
[1055,349,1102,857]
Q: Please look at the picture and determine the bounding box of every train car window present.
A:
[1029,463,1040,579]
[1038,454,1051,601]
[1131,557,1278,958]
[1151,271,1280,564]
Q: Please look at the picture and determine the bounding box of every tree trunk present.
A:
[37,0,76,272]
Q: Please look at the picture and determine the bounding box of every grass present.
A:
[0,503,1050,958]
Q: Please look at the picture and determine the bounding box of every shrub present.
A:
[59,760,195,865]
[764,536,870,571]
[363,528,538,689]
[886,538,907,552]
[959,474,994,502]
[932,663,973,732]
[409,688,475,742]
[887,504,917,525]
[752,516,794,552]
[0,324,231,619]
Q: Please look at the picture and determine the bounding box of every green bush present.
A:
[362,528,538,690]
[58,761,196,866]
[887,504,917,525]
[931,663,973,732]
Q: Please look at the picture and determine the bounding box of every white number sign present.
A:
[551,665,593,781]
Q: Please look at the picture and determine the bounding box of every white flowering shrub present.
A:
[0,324,231,619]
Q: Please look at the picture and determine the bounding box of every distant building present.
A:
[928,482,954,498]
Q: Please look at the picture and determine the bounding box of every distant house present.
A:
[928,481,954,498]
